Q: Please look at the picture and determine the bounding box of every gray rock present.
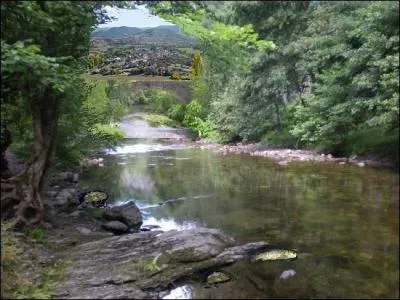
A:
[55,189,75,206]
[279,269,297,280]
[42,222,53,230]
[104,201,143,230]
[76,226,92,235]
[70,211,82,218]
[72,173,79,182]
[54,228,268,299]
[357,162,366,167]
[45,191,58,198]
[102,221,129,234]
[59,172,75,182]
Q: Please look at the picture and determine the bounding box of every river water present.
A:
[80,138,399,299]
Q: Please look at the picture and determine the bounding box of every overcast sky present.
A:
[98,5,173,28]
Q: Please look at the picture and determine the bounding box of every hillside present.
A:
[91,25,197,47]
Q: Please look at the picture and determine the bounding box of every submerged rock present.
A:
[54,228,268,299]
[279,269,297,280]
[207,272,231,284]
[251,249,297,262]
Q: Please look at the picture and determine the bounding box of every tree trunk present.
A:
[1,92,60,227]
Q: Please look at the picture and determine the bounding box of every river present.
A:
[79,118,399,299]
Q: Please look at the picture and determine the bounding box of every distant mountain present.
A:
[92,26,145,38]
[91,25,197,47]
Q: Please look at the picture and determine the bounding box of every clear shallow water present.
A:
[80,139,399,299]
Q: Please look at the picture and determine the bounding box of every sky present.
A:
[97,5,174,28]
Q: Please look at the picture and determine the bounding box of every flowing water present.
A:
[80,138,399,299]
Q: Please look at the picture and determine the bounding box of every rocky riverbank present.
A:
[4,156,270,299]
[194,141,397,169]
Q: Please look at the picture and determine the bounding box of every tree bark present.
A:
[1,91,60,227]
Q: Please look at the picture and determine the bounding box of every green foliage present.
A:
[289,1,399,157]
[167,103,186,123]
[54,79,125,169]
[155,1,399,160]
[1,221,66,299]
[141,113,179,128]
[26,228,46,243]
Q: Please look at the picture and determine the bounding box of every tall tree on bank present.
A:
[0,1,131,227]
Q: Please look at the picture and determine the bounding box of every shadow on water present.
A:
[80,138,399,299]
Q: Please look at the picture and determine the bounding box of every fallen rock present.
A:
[102,221,129,234]
[54,228,268,299]
[279,269,297,280]
[207,271,230,284]
[103,201,142,231]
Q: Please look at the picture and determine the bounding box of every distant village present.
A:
[89,45,196,79]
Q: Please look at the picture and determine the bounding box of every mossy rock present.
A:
[250,249,297,262]
[79,191,108,207]
[206,272,231,284]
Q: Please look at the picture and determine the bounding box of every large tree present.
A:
[0,1,131,227]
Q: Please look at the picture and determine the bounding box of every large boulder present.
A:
[103,201,142,231]
[54,228,268,299]
[55,188,77,206]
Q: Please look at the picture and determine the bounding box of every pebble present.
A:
[279,269,297,280]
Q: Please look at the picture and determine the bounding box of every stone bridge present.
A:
[131,80,192,103]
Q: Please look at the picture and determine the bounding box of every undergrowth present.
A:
[1,220,68,299]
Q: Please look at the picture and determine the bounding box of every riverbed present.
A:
[79,136,399,299]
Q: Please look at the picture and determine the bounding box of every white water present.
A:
[105,143,190,155]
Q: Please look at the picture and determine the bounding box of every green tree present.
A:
[1,1,132,226]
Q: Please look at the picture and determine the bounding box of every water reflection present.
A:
[80,139,399,299]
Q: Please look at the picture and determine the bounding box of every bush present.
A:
[167,104,186,123]
[141,113,179,128]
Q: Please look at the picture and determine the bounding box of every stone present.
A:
[357,162,366,167]
[76,226,92,235]
[102,221,129,234]
[207,272,231,284]
[59,172,75,182]
[55,188,77,206]
[70,211,82,218]
[72,173,79,182]
[45,191,58,198]
[103,201,143,230]
[327,154,333,159]
[339,162,346,165]
[278,161,288,166]
[54,228,268,299]
[279,269,297,280]
[42,222,53,230]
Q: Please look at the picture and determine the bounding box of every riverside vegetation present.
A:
[1,1,399,299]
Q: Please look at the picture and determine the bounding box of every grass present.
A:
[140,113,180,128]
[1,221,68,299]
